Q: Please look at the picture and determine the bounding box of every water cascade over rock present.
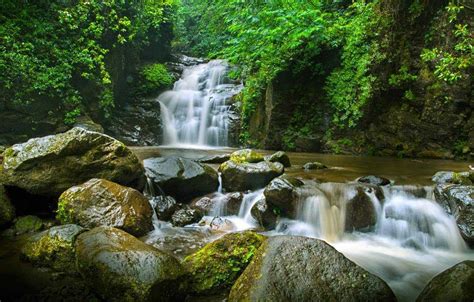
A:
[158,60,242,147]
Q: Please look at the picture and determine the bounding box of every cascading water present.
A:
[158,60,242,147]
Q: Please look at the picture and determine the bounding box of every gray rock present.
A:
[76,226,184,301]
[417,260,474,302]
[229,236,396,302]
[432,171,473,185]
[197,154,230,164]
[264,151,291,167]
[263,175,304,218]
[144,157,218,202]
[251,198,278,229]
[357,175,391,186]
[0,127,145,197]
[303,162,327,170]
[171,206,203,227]
[153,195,178,221]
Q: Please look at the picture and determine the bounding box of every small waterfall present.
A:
[238,189,265,223]
[158,60,242,147]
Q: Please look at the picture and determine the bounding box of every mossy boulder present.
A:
[57,178,153,237]
[144,156,218,202]
[229,149,264,163]
[0,127,145,197]
[219,160,284,192]
[0,185,15,226]
[417,260,474,302]
[432,171,473,185]
[13,215,44,235]
[183,231,265,295]
[76,226,185,302]
[263,174,304,219]
[303,161,327,170]
[229,236,395,302]
[21,224,85,271]
[264,151,291,167]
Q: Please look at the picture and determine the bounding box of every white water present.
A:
[158,60,242,147]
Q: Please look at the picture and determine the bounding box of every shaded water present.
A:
[158,60,242,147]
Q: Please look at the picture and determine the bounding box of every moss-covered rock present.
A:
[0,127,145,197]
[417,260,474,302]
[219,160,284,192]
[432,171,473,185]
[229,236,396,302]
[264,151,291,167]
[76,226,185,302]
[303,161,327,170]
[21,224,85,271]
[229,149,264,164]
[144,156,218,202]
[0,185,15,227]
[13,215,43,235]
[57,178,153,237]
[183,231,265,295]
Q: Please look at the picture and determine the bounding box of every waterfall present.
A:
[158,60,242,147]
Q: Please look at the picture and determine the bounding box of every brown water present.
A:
[131,146,472,185]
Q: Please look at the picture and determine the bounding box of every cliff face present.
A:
[246,2,473,159]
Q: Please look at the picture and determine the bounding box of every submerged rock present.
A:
[357,175,391,186]
[434,184,474,245]
[153,195,179,221]
[21,224,85,271]
[76,226,184,302]
[171,206,203,227]
[263,175,304,219]
[183,231,265,295]
[0,127,145,197]
[417,260,474,302]
[264,151,291,167]
[0,185,15,226]
[229,236,395,302]
[229,149,264,163]
[303,161,327,170]
[219,160,284,192]
[432,171,473,185]
[144,157,218,202]
[57,178,153,237]
[12,215,44,235]
[190,192,243,215]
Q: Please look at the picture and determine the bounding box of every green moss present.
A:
[229,149,264,164]
[14,215,43,234]
[135,63,173,97]
[0,185,15,226]
[22,235,76,271]
[183,231,266,295]
[56,192,76,224]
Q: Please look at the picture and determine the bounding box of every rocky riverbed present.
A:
[0,128,473,301]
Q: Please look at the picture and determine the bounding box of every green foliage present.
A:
[136,63,173,96]
[1,0,174,122]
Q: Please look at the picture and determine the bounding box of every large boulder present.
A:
[264,151,291,167]
[0,185,15,226]
[21,224,85,271]
[229,236,396,302]
[229,149,264,163]
[219,161,284,192]
[434,184,474,245]
[432,171,473,185]
[417,260,474,301]
[57,179,153,237]
[144,157,218,202]
[0,127,145,197]
[76,226,184,302]
[183,231,265,295]
[263,175,304,218]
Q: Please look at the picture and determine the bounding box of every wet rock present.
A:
[432,171,473,185]
[0,127,145,197]
[219,160,284,192]
[153,195,178,221]
[229,236,396,302]
[73,115,104,133]
[345,186,379,231]
[183,231,265,295]
[434,184,474,245]
[416,260,474,302]
[251,198,278,229]
[198,154,231,164]
[229,149,264,163]
[57,178,153,237]
[303,162,327,170]
[263,175,304,218]
[0,185,15,227]
[171,206,203,227]
[13,215,44,235]
[144,157,218,202]
[357,175,391,186]
[208,217,235,232]
[264,151,291,167]
[76,226,184,302]
[21,224,85,271]
[190,192,243,215]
